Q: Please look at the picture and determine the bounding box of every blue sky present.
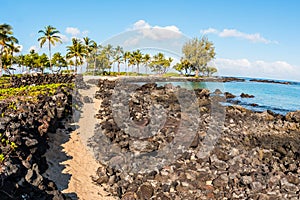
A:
[1,0,300,81]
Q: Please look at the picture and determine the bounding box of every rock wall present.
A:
[0,75,76,199]
[9,74,75,88]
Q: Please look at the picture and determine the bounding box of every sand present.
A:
[45,76,117,200]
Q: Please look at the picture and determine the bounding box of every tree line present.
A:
[0,24,217,76]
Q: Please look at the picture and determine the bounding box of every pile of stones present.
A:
[10,74,75,88]
[0,74,78,199]
[91,79,300,199]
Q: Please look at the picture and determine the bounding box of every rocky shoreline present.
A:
[1,75,300,199]
[90,78,300,199]
[249,79,292,85]
[110,76,245,83]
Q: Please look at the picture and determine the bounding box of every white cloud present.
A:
[66,27,81,36]
[216,58,251,67]
[219,29,277,44]
[130,20,182,41]
[57,33,69,43]
[133,20,151,29]
[82,30,89,36]
[29,45,38,52]
[200,28,218,35]
[200,28,278,44]
[124,37,140,47]
[215,58,300,81]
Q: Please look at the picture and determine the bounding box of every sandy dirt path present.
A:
[45,76,117,200]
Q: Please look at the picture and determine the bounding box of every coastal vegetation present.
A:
[0,23,218,77]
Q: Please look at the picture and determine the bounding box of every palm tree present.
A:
[8,41,21,65]
[149,52,173,75]
[68,59,75,71]
[123,51,131,75]
[97,47,111,74]
[132,49,143,74]
[128,53,136,73]
[66,38,87,73]
[52,52,67,73]
[2,42,21,74]
[24,50,39,72]
[38,25,62,71]
[15,54,26,73]
[88,42,99,75]
[36,53,50,73]
[103,44,114,73]
[83,37,95,72]
[0,23,18,76]
[143,53,151,75]
[113,45,123,75]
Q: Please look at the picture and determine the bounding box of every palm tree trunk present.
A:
[86,61,89,73]
[93,58,96,76]
[11,52,13,66]
[75,56,78,74]
[0,47,3,77]
[145,64,148,75]
[0,54,2,77]
[49,41,52,73]
[125,61,128,76]
[117,62,120,75]
[137,64,139,74]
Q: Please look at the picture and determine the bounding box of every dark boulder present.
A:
[224,92,236,99]
[240,93,255,98]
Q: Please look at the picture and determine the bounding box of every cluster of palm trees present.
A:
[0,24,175,76]
[0,24,20,76]
[1,24,218,77]
[85,43,173,75]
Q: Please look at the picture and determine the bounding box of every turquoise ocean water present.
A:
[156,78,300,115]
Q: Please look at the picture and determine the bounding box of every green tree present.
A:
[132,49,143,74]
[36,53,50,73]
[143,53,151,75]
[24,50,39,72]
[149,52,173,75]
[123,51,131,75]
[0,23,18,76]
[103,44,114,72]
[1,51,12,74]
[52,52,67,72]
[88,42,99,75]
[113,45,123,74]
[1,42,21,75]
[15,54,26,73]
[206,66,218,76]
[68,59,74,71]
[66,38,87,73]
[7,41,21,64]
[87,45,112,74]
[173,58,194,76]
[38,25,62,71]
[182,37,215,77]
[128,52,136,73]
[83,37,95,72]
